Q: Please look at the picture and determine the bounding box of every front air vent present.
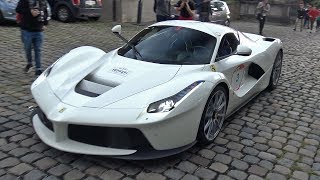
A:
[75,79,114,97]
[263,37,275,42]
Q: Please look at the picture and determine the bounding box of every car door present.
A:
[213,32,256,112]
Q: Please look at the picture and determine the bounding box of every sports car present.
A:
[30,20,283,159]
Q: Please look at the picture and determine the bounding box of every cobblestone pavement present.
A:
[0,20,320,180]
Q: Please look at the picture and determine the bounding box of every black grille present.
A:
[36,108,54,131]
[68,125,154,150]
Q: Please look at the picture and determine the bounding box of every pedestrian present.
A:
[293,2,305,32]
[307,4,320,33]
[174,0,196,20]
[316,11,320,31]
[304,3,310,28]
[154,0,170,22]
[198,0,211,22]
[16,0,49,75]
[256,0,270,35]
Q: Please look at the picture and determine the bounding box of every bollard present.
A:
[137,0,143,24]
[112,0,116,21]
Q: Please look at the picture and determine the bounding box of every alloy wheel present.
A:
[203,90,227,141]
[272,52,282,86]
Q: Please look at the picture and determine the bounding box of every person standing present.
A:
[198,0,211,22]
[256,0,270,35]
[175,0,196,20]
[293,2,305,31]
[307,4,320,33]
[304,3,310,28]
[16,0,49,75]
[316,10,320,31]
[154,0,170,22]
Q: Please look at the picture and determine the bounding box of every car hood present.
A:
[50,51,182,108]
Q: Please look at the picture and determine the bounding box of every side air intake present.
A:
[248,63,265,80]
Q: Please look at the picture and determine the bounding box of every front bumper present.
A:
[32,110,136,156]
[31,74,212,158]
[32,107,196,159]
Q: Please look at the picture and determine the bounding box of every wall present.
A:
[101,0,113,21]
[240,0,299,24]
[121,0,155,23]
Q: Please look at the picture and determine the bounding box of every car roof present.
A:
[150,20,235,38]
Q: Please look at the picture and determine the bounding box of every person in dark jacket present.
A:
[154,0,170,22]
[16,0,49,75]
[198,0,211,22]
[293,2,306,31]
[304,3,310,28]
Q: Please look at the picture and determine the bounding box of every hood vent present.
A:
[75,75,118,97]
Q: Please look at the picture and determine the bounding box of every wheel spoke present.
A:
[216,101,226,111]
[213,93,219,108]
[204,119,213,133]
[216,112,225,117]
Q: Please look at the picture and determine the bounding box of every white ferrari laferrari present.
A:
[30,20,283,159]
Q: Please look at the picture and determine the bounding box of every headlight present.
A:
[147,81,204,113]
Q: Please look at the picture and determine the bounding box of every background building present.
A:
[101,0,300,24]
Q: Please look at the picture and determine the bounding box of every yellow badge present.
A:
[210,65,216,72]
[59,107,66,113]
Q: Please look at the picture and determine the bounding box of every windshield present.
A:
[118,26,217,65]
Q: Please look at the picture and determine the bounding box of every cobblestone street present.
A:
[1,20,320,180]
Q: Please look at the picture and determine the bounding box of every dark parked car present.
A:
[0,0,51,24]
[48,0,102,22]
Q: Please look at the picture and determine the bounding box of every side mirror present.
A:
[236,45,252,56]
[112,25,122,34]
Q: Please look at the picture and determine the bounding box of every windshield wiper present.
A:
[113,32,142,60]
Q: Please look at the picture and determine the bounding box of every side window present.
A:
[216,33,239,60]
[217,2,225,11]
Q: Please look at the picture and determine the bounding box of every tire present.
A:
[88,17,100,21]
[197,86,228,144]
[56,6,73,22]
[268,51,283,90]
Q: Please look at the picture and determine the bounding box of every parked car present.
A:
[0,0,51,24]
[0,0,18,23]
[47,0,102,22]
[210,0,231,26]
[30,20,283,159]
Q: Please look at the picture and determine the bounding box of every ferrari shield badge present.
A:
[59,107,66,113]
[210,65,216,72]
